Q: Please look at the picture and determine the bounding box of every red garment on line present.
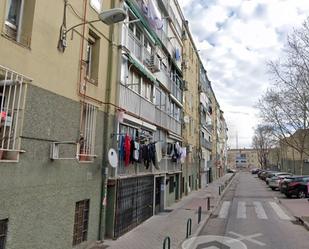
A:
[124,134,131,166]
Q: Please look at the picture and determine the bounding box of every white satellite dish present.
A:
[108,148,118,168]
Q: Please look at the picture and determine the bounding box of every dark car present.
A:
[281,176,309,198]
[258,170,267,179]
[251,168,260,174]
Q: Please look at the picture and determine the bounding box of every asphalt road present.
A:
[197,172,309,249]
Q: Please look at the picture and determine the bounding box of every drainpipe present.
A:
[98,0,122,241]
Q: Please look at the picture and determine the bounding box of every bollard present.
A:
[219,186,221,195]
[163,236,171,249]
[207,197,210,211]
[198,206,202,224]
[186,218,192,238]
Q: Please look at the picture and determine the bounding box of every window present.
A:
[4,0,35,46]
[141,79,153,101]
[72,200,90,246]
[0,219,8,249]
[86,30,100,84]
[0,66,27,161]
[79,103,97,161]
[127,70,141,93]
[169,176,174,193]
[90,0,102,12]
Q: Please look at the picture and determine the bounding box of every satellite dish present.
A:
[108,148,118,168]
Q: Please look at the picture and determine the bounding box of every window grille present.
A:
[0,219,8,249]
[72,200,89,246]
[78,102,97,161]
[0,65,28,161]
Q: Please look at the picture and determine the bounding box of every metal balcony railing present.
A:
[119,84,156,123]
[201,137,212,151]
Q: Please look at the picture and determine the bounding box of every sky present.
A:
[178,0,309,148]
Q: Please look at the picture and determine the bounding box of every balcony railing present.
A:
[201,137,212,151]
[116,158,181,177]
[127,31,142,61]
[155,107,181,135]
[119,84,156,123]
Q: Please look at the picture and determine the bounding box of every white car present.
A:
[269,174,292,190]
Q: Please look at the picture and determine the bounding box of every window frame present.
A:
[72,199,90,246]
[79,102,97,162]
[90,0,102,13]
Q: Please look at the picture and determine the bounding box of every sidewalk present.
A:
[101,173,235,249]
[280,198,309,230]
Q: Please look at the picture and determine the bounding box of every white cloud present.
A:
[179,0,309,148]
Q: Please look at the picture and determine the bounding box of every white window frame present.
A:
[5,0,24,42]
[0,65,28,161]
[79,102,97,161]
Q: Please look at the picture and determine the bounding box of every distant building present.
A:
[227,149,260,169]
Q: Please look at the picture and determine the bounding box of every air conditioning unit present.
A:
[182,80,188,91]
[304,158,309,163]
[149,54,160,73]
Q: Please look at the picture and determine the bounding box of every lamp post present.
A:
[58,3,126,51]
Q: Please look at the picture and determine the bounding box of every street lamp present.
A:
[58,6,126,51]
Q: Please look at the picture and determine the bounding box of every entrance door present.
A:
[155,177,161,214]
[175,174,179,201]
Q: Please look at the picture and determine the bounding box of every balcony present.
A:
[155,107,181,135]
[127,30,143,61]
[155,70,183,104]
[119,84,156,123]
[201,137,212,151]
[116,158,181,177]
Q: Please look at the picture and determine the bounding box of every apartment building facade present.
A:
[0,0,123,248]
[105,0,186,238]
[199,66,213,187]
[181,21,200,194]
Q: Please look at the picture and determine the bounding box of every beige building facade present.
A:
[228,148,260,169]
[0,0,122,248]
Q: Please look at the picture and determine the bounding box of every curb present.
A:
[295,216,309,231]
[188,173,238,240]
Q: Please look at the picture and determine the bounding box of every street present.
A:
[197,172,309,249]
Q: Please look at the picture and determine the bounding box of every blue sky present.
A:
[178,0,309,148]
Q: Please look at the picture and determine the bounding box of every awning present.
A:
[167,131,183,142]
[125,54,157,84]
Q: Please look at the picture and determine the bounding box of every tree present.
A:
[252,125,275,169]
[258,18,309,175]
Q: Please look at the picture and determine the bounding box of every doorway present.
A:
[155,177,164,214]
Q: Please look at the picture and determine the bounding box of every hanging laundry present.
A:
[175,48,181,61]
[175,142,181,159]
[147,0,164,30]
[149,143,159,169]
[130,139,135,164]
[142,145,151,169]
[155,142,162,163]
[118,135,125,161]
[134,141,140,161]
[180,147,187,164]
[124,134,131,166]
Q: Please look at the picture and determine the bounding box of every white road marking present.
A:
[228,231,266,246]
[253,201,268,220]
[218,201,231,218]
[269,201,291,220]
[237,201,247,219]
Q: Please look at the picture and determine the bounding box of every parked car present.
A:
[251,168,260,174]
[258,170,266,178]
[261,171,275,181]
[266,172,291,185]
[281,176,309,198]
[227,168,236,173]
[269,175,292,190]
